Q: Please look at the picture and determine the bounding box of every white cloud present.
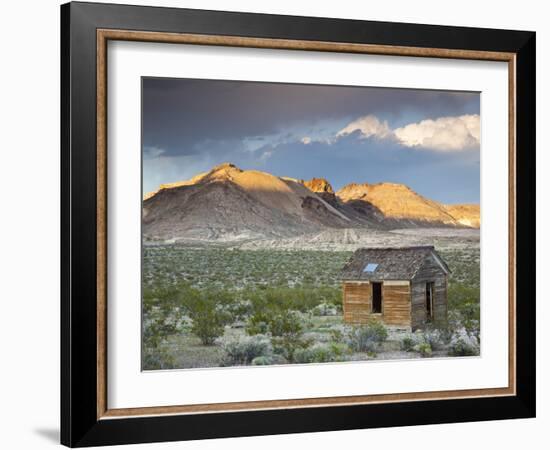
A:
[301,136,312,145]
[394,114,480,151]
[336,115,391,140]
[335,113,480,152]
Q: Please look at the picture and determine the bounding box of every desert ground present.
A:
[142,227,480,370]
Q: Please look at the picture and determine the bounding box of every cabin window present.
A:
[372,282,382,313]
[426,282,434,321]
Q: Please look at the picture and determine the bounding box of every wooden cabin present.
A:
[341,246,450,330]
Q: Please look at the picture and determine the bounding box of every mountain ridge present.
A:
[143,163,479,243]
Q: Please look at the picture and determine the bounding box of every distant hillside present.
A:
[443,204,481,228]
[336,182,459,227]
[143,163,479,243]
[143,163,350,242]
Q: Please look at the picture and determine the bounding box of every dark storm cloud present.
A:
[142,77,479,157]
[142,77,480,203]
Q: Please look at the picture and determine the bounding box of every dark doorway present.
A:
[426,282,434,321]
[372,282,382,313]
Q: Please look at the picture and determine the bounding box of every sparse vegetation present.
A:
[310,302,339,316]
[293,342,349,364]
[142,243,480,369]
[415,342,433,357]
[421,327,446,351]
[142,285,184,370]
[142,247,350,292]
[448,332,480,356]
[347,320,389,355]
[219,334,273,366]
[186,290,234,345]
[401,336,416,352]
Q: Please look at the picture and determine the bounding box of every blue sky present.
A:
[142,78,480,203]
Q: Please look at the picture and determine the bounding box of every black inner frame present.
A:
[61,2,536,447]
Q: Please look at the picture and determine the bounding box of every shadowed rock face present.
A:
[143,163,479,243]
[303,178,344,213]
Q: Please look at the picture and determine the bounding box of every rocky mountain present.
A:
[303,178,334,194]
[143,172,208,201]
[443,204,481,228]
[336,182,459,227]
[143,163,480,243]
[302,178,387,228]
[303,178,339,208]
[143,163,350,242]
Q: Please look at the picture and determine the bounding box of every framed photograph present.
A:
[61,1,536,447]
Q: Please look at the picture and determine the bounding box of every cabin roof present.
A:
[341,246,450,281]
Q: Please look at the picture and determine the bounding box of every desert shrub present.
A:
[243,285,342,315]
[246,309,305,338]
[272,337,311,362]
[329,326,348,344]
[246,307,312,363]
[186,290,234,345]
[435,323,456,346]
[245,311,270,335]
[401,336,416,352]
[220,334,272,366]
[415,342,433,357]
[448,332,480,356]
[448,283,480,310]
[310,302,338,316]
[227,299,254,323]
[422,328,446,351]
[464,319,480,343]
[293,342,349,364]
[251,354,288,366]
[271,334,313,363]
[404,326,449,354]
[347,320,388,353]
[314,286,343,311]
[143,284,190,347]
[251,356,272,366]
[142,345,176,370]
[270,310,308,337]
[459,309,480,340]
[189,309,228,345]
[142,283,191,369]
[448,283,480,338]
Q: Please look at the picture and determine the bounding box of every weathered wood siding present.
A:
[411,255,448,330]
[342,281,411,327]
[342,282,372,324]
[382,282,411,326]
